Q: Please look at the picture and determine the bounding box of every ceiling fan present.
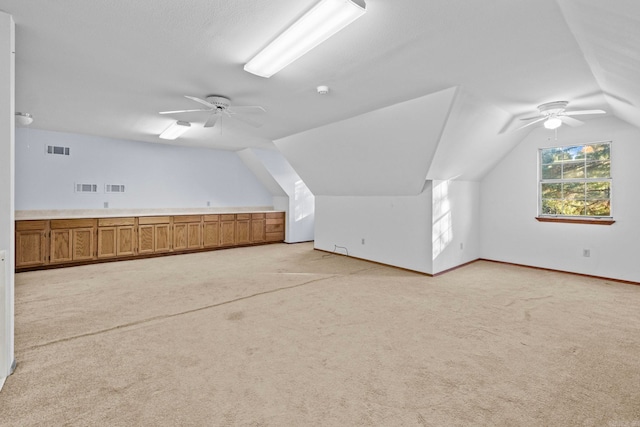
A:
[160,95,266,128]
[515,101,605,131]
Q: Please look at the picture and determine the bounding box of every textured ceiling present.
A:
[1,0,639,156]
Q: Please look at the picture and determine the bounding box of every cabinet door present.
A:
[73,228,95,261]
[236,220,250,245]
[155,224,171,252]
[16,230,47,267]
[173,223,188,251]
[116,226,135,256]
[97,227,117,258]
[251,219,266,243]
[220,220,236,246]
[138,224,155,254]
[203,222,220,248]
[50,229,73,263]
[187,223,202,249]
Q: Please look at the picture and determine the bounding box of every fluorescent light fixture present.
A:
[159,120,191,140]
[244,0,366,78]
[544,117,562,130]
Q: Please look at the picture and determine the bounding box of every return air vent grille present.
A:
[75,183,98,193]
[46,145,70,156]
[105,184,125,193]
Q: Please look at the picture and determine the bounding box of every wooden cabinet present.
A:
[250,213,266,243]
[202,215,220,248]
[138,216,171,254]
[15,220,48,268]
[49,219,97,264]
[15,211,284,271]
[236,213,251,245]
[97,217,136,258]
[219,214,236,247]
[266,212,285,242]
[173,215,202,251]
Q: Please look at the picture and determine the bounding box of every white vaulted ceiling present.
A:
[1,0,639,189]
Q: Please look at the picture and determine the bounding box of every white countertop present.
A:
[16,206,278,220]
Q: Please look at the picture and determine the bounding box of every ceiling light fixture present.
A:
[159,120,191,140]
[244,0,366,78]
[544,117,562,130]
[15,112,34,126]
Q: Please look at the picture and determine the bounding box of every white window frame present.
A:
[538,141,612,219]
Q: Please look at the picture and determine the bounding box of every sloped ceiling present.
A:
[558,0,640,130]
[275,88,456,196]
[1,0,639,183]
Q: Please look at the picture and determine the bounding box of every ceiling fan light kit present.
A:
[159,120,191,140]
[244,0,366,78]
[543,117,562,130]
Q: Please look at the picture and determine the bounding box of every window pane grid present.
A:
[539,142,611,218]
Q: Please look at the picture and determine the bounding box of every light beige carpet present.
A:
[1,242,639,426]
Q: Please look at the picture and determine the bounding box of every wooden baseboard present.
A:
[479,258,640,286]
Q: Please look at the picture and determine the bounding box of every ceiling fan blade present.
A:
[563,109,606,116]
[159,108,210,115]
[513,116,546,131]
[230,114,262,128]
[560,116,584,127]
[203,113,220,128]
[229,105,267,113]
[519,114,543,121]
[185,95,215,108]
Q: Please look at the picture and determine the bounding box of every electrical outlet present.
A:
[103,202,109,209]
[460,243,464,250]
[207,201,211,207]
[583,249,590,257]
[361,238,365,245]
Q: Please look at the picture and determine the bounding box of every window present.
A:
[539,141,611,218]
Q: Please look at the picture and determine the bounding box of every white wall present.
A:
[432,180,481,274]
[248,149,315,243]
[0,11,15,389]
[481,117,640,283]
[15,128,274,210]
[315,183,433,274]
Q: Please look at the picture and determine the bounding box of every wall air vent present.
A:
[46,145,70,156]
[105,184,125,193]
[75,183,98,193]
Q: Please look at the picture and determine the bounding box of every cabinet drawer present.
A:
[236,213,251,220]
[98,217,135,227]
[220,214,235,221]
[251,213,265,219]
[16,220,48,231]
[173,215,202,223]
[51,218,96,229]
[266,223,284,232]
[203,214,219,222]
[266,212,285,219]
[138,216,171,225]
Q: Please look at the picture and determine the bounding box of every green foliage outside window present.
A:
[539,142,611,217]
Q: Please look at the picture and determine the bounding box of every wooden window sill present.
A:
[535,217,615,225]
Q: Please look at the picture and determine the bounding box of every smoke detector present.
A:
[317,85,329,95]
